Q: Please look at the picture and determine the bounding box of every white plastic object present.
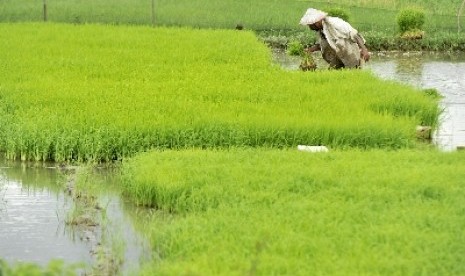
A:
[297,145,329,152]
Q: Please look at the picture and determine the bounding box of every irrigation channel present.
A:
[0,161,151,275]
[273,50,465,151]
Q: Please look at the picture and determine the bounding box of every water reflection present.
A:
[88,169,152,275]
[0,162,91,266]
[272,50,465,151]
[0,162,150,275]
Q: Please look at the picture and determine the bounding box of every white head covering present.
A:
[299,8,327,25]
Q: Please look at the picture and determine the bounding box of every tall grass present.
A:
[120,148,465,274]
[0,23,440,162]
[0,0,462,32]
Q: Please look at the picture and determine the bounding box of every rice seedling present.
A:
[120,148,465,275]
[0,259,83,276]
[0,23,440,162]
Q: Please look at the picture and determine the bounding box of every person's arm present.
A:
[305,44,321,53]
[354,34,370,62]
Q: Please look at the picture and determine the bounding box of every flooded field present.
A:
[1,49,463,274]
[273,50,465,151]
[0,161,150,274]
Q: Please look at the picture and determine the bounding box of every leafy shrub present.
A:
[327,7,351,22]
[397,8,425,34]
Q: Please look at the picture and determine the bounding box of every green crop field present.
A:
[0,21,460,275]
[0,23,439,162]
[0,0,463,33]
[120,148,465,275]
[0,13,463,276]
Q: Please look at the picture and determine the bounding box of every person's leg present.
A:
[328,58,345,69]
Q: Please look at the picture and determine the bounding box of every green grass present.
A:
[0,23,440,162]
[0,259,82,276]
[120,148,465,275]
[0,0,463,32]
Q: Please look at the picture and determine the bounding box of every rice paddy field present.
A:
[0,23,439,162]
[0,0,463,32]
[121,148,465,275]
[0,21,463,275]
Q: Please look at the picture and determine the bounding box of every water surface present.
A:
[272,50,465,151]
[0,163,90,266]
[0,161,150,274]
[366,52,465,151]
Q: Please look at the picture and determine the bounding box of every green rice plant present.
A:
[0,23,440,162]
[286,40,304,56]
[0,259,83,276]
[120,148,465,275]
[327,7,351,22]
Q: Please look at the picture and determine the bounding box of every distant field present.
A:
[0,0,463,32]
[0,23,439,162]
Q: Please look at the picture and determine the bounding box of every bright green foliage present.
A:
[397,8,426,34]
[0,23,439,162]
[286,40,304,56]
[121,148,465,275]
[362,30,465,51]
[327,7,351,22]
[0,259,82,276]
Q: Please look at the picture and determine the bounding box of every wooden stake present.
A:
[43,0,47,22]
[459,0,465,33]
[151,0,155,27]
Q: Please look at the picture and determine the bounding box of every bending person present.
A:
[300,8,370,69]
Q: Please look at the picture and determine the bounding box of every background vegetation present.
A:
[1,0,463,51]
[0,0,462,31]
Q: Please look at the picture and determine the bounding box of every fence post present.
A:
[459,0,465,33]
[43,0,47,22]
[151,0,155,27]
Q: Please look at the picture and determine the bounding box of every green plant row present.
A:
[120,148,465,275]
[0,23,440,162]
[0,259,82,276]
[0,0,462,32]
[261,29,465,51]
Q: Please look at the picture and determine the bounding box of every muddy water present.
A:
[0,163,91,266]
[272,50,465,151]
[0,161,150,274]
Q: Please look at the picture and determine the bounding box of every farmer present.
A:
[300,8,370,69]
